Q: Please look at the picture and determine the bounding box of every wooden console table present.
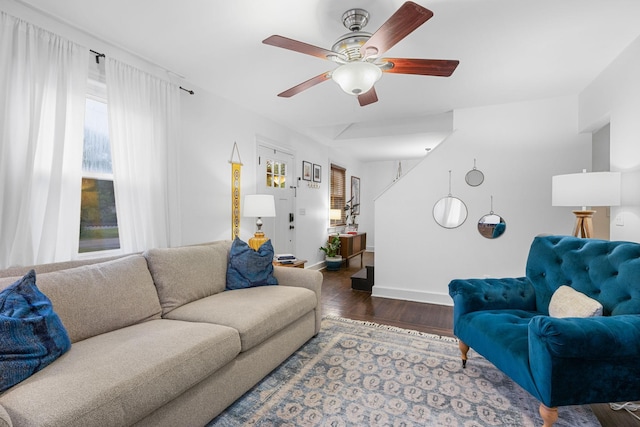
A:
[338,233,366,268]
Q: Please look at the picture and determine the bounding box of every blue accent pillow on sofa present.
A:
[0,270,71,392]
[226,238,278,290]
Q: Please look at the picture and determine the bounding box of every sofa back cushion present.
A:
[0,255,162,343]
[526,235,640,316]
[0,254,131,279]
[144,241,232,315]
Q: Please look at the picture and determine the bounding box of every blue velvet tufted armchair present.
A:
[448,235,640,426]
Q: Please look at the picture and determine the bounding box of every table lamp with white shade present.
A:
[244,194,276,250]
[552,170,621,238]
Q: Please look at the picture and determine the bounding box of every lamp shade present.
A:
[331,61,382,95]
[243,194,276,217]
[330,209,342,220]
[552,171,621,207]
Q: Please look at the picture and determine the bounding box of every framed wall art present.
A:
[313,164,321,183]
[302,161,312,181]
[351,176,361,215]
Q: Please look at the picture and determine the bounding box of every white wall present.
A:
[579,35,640,242]
[9,0,630,279]
[0,0,177,85]
[1,1,371,268]
[373,96,590,305]
[180,86,347,269]
[361,159,422,250]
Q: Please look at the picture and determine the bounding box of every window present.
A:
[265,159,287,188]
[79,66,120,253]
[330,164,346,226]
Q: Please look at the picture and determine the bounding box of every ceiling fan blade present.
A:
[361,2,433,58]
[277,72,331,98]
[263,35,337,61]
[358,87,378,106]
[382,58,459,76]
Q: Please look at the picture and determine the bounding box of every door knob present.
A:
[289,225,295,230]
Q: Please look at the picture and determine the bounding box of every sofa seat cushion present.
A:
[454,309,541,400]
[165,286,317,352]
[0,319,240,427]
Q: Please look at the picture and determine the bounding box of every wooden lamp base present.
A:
[572,210,596,238]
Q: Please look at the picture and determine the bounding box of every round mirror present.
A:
[478,213,506,239]
[433,196,468,229]
[465,159,484,186]
[465,169,484,186]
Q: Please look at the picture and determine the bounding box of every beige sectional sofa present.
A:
[0,241,323,427]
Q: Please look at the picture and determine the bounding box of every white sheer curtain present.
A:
[105,58,181,253]
[0,12,88,269]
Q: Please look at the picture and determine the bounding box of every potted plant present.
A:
[320,234,342,271]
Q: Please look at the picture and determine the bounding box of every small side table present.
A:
[273,259,306,269]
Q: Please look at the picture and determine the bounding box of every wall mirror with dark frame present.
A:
[478,213,506,238]
[477,196,506,239]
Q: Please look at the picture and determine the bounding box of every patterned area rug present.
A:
[208,317,600,426]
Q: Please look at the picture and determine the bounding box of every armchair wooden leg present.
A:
[539,404,558,427]
[458,340,470,368]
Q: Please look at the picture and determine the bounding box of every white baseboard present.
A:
[306,261,326,271]
[372,286,453,306]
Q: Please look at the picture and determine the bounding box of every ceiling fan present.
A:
[263,1,459,107]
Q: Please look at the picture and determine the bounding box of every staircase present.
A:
[351,264,374,292]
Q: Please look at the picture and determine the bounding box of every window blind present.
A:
[330,164,346,226]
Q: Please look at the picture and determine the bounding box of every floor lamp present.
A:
[244,194,276,250]
[552,171,621,238]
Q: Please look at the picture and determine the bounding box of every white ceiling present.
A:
[15,0,640,161]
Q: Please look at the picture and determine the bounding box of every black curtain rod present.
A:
[90,49,193,95]
[89,49,105,64]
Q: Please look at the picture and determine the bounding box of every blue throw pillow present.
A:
[226,238,278,290]
[0,270,71,392]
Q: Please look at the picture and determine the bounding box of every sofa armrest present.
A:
[528,314,640,406]
[529,314,640,359]
[448,277,536,321]
[0,404,12,427]
[273,267,323,334]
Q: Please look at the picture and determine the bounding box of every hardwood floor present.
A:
[319,252,638,427]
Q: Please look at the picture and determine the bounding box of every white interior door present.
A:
[257,144,295,255]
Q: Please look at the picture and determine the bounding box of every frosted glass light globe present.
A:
[332,62,382,95]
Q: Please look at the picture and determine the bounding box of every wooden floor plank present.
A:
[319,251,637,427]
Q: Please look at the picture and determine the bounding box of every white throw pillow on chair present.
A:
[549,285,603,318]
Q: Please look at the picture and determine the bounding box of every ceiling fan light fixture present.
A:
[331,61,382,95]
